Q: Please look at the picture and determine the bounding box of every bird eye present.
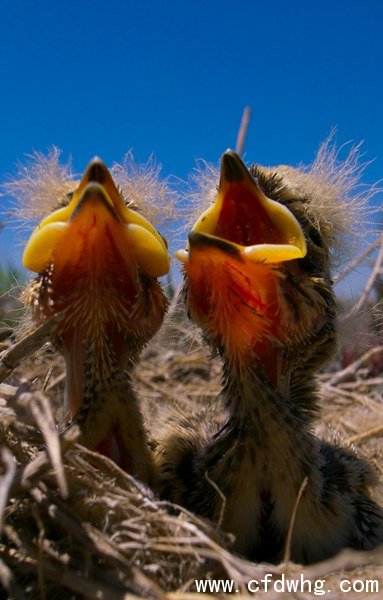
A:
[308,227,324,248]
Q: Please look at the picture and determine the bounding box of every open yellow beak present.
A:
[176,150,307,265]
[23,158,169,278]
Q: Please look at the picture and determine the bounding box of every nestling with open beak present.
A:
[156,147,383,563]
[20,154,170,483]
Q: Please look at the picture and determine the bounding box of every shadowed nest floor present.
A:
[0,313,382,599]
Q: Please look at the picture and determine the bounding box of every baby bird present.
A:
[20,154,170,483]
[156,147,383,563]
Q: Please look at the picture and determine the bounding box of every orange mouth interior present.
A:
[177,151,306,266]
[214,185,286,246]
[23,160,169,278]
[50,188,137,286]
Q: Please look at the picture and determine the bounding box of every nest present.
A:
[0,298,383,599]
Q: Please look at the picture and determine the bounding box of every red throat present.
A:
[185,247,287,378]
[215,185,286,246]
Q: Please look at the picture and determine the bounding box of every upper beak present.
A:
[176,150,307,265]
[23,158,169,278]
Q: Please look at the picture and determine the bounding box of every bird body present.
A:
[156,148,383,562]
[20,156,170,482]
[158,333,377,563]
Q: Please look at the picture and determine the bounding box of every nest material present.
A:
[0,318,383,599]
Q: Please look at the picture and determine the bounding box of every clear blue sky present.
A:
[0,0,382,294]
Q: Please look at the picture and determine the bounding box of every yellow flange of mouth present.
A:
[23,158,170,278]
[176,150,307,265]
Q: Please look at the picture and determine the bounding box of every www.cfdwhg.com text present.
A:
[195,573,379,595]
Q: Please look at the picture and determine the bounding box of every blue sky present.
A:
[0,0,382,295]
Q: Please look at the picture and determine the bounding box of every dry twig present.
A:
[235,106,251,157]
[0,448,16,534]
[29,394,68,498]
[345,424,383,446]
[0,313,64,383]
[0,557,26,600]
[345,235,383,317]
[283,476,308,564]
[327,345,383,386]
[334,236,382,283]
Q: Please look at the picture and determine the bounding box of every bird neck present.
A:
[70,367,154,483]
[198,355,322,558]
[57,314,156,481]
[221,349,290,420]
[60,317,141,420]
[220,351,319,469]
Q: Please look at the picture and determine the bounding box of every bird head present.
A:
[177,150,339,387]
[22,157,170,419]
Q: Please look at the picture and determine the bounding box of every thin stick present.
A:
[283,476,308,564]
[0,383,18,398]
[8,430,77,497]
[345,424,383,446]
[235,106,251,156]
[32,506,47,600]
[204,470,226,529]
[165,282,184,321]
[30,394,69,499]
[327,345,383,386]
[334,236,382,283]
[340,377,383,389]
[305,545,383,579]
[2,546,133,599]
[42,366,54,392]
[0,313,63,383]
[0,328,13,342]
[29,486,134,574]
[346,237,383,317]
[0,448,16,535]
[0,558,26,600]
